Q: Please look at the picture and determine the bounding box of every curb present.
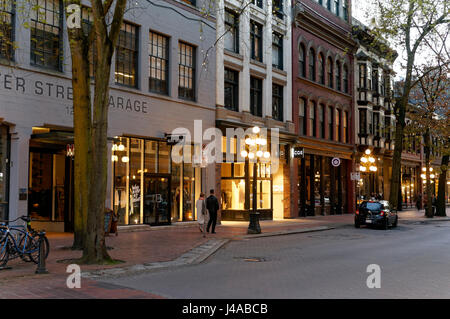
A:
[236,226,334,239]
[81,238,230,279]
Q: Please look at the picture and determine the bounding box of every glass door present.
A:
[143,174,171,225]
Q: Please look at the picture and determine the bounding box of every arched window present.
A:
[336,61,341,91]
[299,44,306,77]
[327,57,333,88]
[343,64,349,93]
[318,53,325,84]
[309,48,316,81]
[299,98,307,135]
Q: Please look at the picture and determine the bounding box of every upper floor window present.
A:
[335,109,341,142]
[149,31,169,94]
[344,111,348,143]
[299,44,306,77]
[309,101,316,137]
[372,69,379,93]
[373,112,380,137]
[178,42,196,100]
[272,32,283,70]
[273,0,284,19]
[319,104,325,139]
[334,0,340,16]
[327,57,333,89]
[309,48,316,81]
[224,9,239,54]
[359,108,367,135]
[326,0,331,10]
[342,0,348,21]
[224,68,239,111]
[299,98,307,135]
[328,106,334,140]
[30,0,63,71]
[0,0,14,61]
[250,77,263,117]
[115,22,138,87]
[359,64,366,89]
[368,110,373,134]
[252,0,263,8]
[272,84,283,121]
[343,64,349,93]
[250,21,263,62]
[336,61,341,91]
[318,53,325,84]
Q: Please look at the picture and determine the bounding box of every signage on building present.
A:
[331,157,341,167]
[291,147,304,158]
[351,172,360,181]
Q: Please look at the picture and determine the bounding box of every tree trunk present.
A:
[424,129,434,218]
[66,11,92,250]
[436,154,448,216]
[389,100,406,211]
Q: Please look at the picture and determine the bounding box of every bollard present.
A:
[35,231,48,274]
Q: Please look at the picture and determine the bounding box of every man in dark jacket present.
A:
[206,189,219,233]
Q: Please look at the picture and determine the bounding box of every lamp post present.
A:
[359,149,378,198]
[241,126,270,234]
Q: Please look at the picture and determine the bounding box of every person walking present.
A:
[196,192,207,237]
[206,189,219,234]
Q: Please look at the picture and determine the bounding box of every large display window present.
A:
[220,136,273,221]
[112,137,200,226]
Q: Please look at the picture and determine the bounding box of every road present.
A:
[100,220,450,298]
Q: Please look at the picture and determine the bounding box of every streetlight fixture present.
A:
[241,126,270,234]
[359,149,378,197]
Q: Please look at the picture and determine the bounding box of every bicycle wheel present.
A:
[0,238,10,267]
[23,234,49,264]
[18,233,37,262]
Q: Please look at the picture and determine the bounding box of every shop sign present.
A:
[331,157,341,167]
[351,172,360,181]
[291,147,304,158]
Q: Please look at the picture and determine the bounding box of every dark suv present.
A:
[355,200,398,229]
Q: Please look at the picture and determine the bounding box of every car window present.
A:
[366,202,382,210]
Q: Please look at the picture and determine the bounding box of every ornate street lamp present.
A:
[241,126,270,234]
[359,149,378,197]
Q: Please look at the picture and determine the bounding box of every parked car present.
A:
[355,200,398,229]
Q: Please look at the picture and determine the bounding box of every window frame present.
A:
[327,57,333,89]
[272,32,283,70]
[299,98,307,136]
[224,9,239,54]
[309,48,316,81]
[299,44,306,77]
[272,83,283,122]
[250,21,263,62]
[0,0,15,61]
[250,76,263,117]
[178,41,196,101]
[149,30,170,95]
[224,67,239,111]
[115,21,139,88]
[30,0,63,71]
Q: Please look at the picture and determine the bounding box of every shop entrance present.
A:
[28,128,74,232]
[143,174,171,225]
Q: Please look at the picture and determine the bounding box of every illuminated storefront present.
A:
[111,137,201,226]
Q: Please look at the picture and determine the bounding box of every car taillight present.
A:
[380,211,386,216]
[356,210,359,215]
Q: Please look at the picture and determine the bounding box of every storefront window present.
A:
[221,179,245,210]
[129,138,143,224]
[112,137,199,225]
[113,138,128,225]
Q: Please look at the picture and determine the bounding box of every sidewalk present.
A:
[0,207,447,298]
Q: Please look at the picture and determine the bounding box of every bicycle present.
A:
[0,216,50,267]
